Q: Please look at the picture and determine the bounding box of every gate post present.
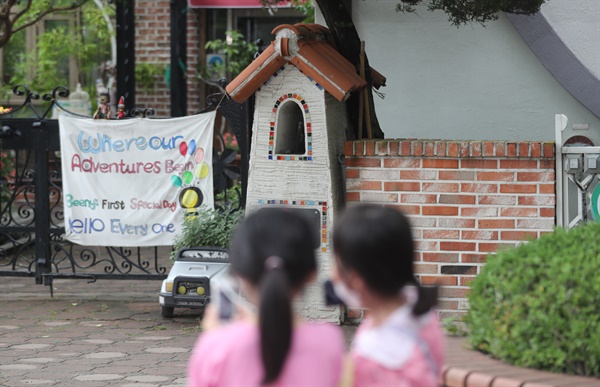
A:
[33,120,51,285]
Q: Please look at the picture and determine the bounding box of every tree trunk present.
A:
[315,0,385,139]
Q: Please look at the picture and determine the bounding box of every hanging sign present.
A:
[59,112,216,246]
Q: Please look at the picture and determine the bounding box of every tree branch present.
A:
[12,0,90,35]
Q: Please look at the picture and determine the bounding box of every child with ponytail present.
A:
[187,207,345,386]
[332,204,445,387]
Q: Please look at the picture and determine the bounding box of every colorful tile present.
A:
[268,92,313,162]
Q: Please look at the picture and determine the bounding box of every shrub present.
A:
[466,222,600,377]
[170,207,243,261]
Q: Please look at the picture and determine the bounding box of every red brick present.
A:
[461,183,498,193]
[346,309,363,319]
[438,194,476,205]
[360,192,399,203]
[376,140,388,155]
[346,158,381,167]
[384,182,420,191]
[500,159,538,169]
[478,195,516,205]
[346,180,381,191]
[354,141,366,156]
[343,141,354,156]
[437,300,459,310]
[440,241,477,251]
[483,141,494,157]
[461,253,489,263]
[436,141,447,157]
[400,194,437,204]
[539,184,555,194]
[439,288,470,298]
[447,142,459,157]
[425,141,435,156]
[531,142,541,158]
[389,141,399,156]
[516,218,555,229]
[539,159,554,169]
[423,206,459,216]
[400,140,411,156]
[542,142,555,157]
[507,142,518,157]
[383,158,420,168]
[500,184,537,194]
[414,263,439,274]
[439,171,475,180]
[421,275,458,286]
[438,218,476,228]
[479,242,516,253]
[423,229,460,239]
[386,204,420,215]
[501,231,537,240]
[500,207,538,217]
[492,377,523,387]
[466,372,495,387]
[461,207,498,217]
[345,169,359,179]
[460,276,477,287]
[495,142,506,157]
[400,170,437,180]
[365,141,375,156]
[422,159,459,169]
[423,252,460,262]
[519,142,530,157]
[422,182,459,193]
[540,207,555,217]
[413,141,424,156]
[460,142,470,157]
[517,171,555,182]
[478,219,515,229]
[477,171,514,181]
[471,142,482,157]
[346,192,360,202]
[462,230,498,240]
[518,195,555,206]
[415,240,439,251]
[461,159,498,169]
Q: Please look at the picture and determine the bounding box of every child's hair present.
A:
[333,204,437,316]
[229,207,317,384]
[99,91,110,102]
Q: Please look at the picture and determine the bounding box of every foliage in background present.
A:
[201,30,258,83]
[136,63,167,92]
[466,223,600,377]
[0,151,15,203]
[2,1,112,105]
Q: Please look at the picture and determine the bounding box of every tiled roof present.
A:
[226,23,369,103]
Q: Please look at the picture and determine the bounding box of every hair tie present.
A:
[265,256,284,270]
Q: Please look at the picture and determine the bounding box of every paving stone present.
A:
[74,374,124,381]
[84,351,126,359]
[125,375,170,383]
[0,364,38,370]
[144,347,189,354]
[11,344,51,350]
[19,357,57,363]
[16,379,55,385]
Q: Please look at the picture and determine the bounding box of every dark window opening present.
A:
[275,101,306,155]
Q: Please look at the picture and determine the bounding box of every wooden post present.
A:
[357,41,365,139]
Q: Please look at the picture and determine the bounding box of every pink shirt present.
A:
[187,321,345,387]
[351,290,445,387]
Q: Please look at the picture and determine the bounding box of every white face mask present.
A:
[333,281,363,309]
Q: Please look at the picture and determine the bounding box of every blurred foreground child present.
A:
[187,208,345,386]
[332,204,444,387]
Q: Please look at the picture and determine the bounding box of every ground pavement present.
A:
[1,277,598,386]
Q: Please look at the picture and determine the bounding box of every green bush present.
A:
[170,207,243,261]
[466,223,600,377]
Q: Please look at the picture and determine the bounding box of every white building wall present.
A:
[317,2,599,141]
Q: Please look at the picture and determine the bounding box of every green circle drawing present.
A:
[592,183,600,222]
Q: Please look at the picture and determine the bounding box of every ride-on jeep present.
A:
[159,247,229,318]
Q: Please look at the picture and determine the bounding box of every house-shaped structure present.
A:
[226,23,367,321]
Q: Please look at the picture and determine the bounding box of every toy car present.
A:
[159,246,230,318]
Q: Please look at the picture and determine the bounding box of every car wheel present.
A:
[161,306,174,318]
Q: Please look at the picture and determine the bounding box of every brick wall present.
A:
[344,139,556,319]
[135,1,201,116]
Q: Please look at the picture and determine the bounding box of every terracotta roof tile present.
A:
[226,23,370,103]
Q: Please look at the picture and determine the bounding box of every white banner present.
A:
[59,112,216,246]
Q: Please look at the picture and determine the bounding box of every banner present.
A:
[59,112,216,246]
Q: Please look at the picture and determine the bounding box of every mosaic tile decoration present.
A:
[258,65,287,92]
[297,67,325,91]
[257,199,328,252]
[268,93,312,161]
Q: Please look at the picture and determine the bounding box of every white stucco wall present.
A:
[317,2,599,141]
[245,65,346,322]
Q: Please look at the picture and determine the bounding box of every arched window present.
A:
[275,101,306,155]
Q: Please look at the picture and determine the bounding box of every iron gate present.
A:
[0,85,248,293]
